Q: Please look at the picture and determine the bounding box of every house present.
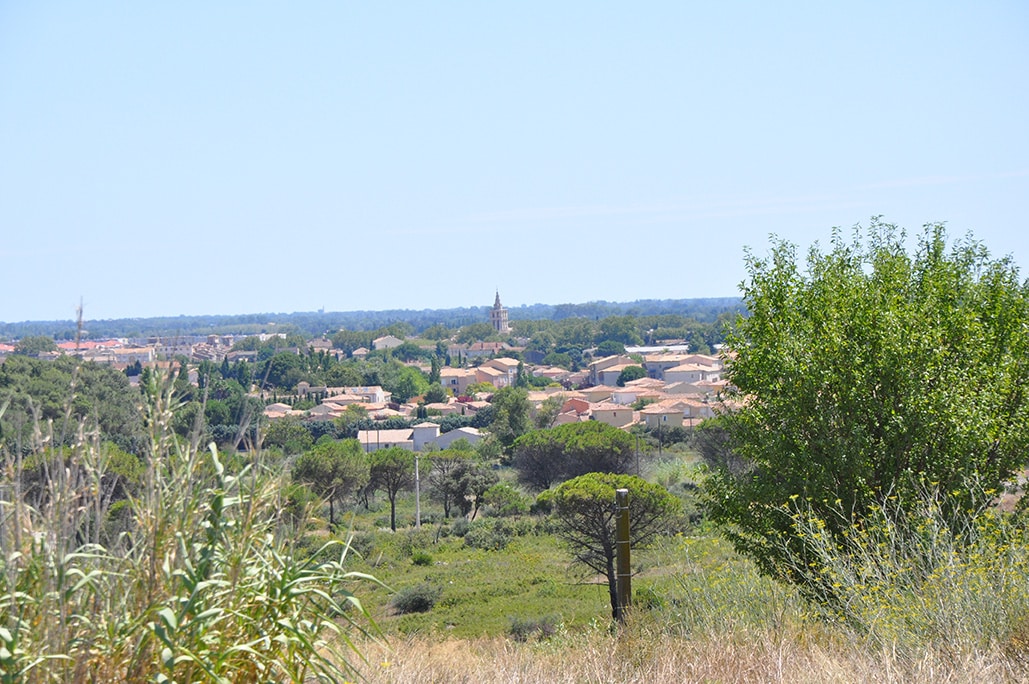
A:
[590,402,636,428]
[346,386,391,404]
[481,357,520,385]
[475,364,509,389]
[598,363,643,386]
[351,347,369,359]
[588,355,636,386]
[663,363,722,384]
[372,335,405,351]
[357,428,414,452]
[644,353,722,380]
[306,403,343,421]
[263,403,299,420]
[440,367,477,396]
[308,338,333,352]
[448,341,509,361]
[579,385,613,403]
[422,401,465,416]
[640,400,688,430]
[642,353,692,379]
[412,423,442,451]
[610,387,665,406]
[532,365,571,383]
[434,426,483,449]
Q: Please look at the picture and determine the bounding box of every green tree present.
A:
[422,383,449,405]
[422,323,452,341]
[0,355,146,454]
[455,322,497,344]
[616,365,646,386]
[14,335,57,356]
[705,222,1029,604]
[482,482,530,517]
[369,447,416,531]
[513,421,635,491]
[427,448,473,518]
[453,460,499,519]
[489,386,531,452]
[532,394,565,430]
[542,473,681,620]
[333,403,369,435]
[292,439,369,526]
[263,416,313,455]
[595,339,626,357]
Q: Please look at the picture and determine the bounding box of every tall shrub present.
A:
[706,221,1029,604]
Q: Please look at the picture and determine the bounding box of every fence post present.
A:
[615,488,631,622]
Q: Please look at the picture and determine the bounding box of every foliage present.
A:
[369,447,416,531]
[462,518,526,551]
[543,473,682,619]
[689,415,747,476]
[13,335,56,356]
[706,222,1029,598]
[507,614,560,642]
[0,372,378,682]
[488,386,532,452]
[616,365,647,386]
[390,583,442,614]
[532,394,565,430]
[596,339,627,357]
[262,415,313,455]
[380,361,429,403]
[796,489,1029,650]
[0,354,147,455]
[422,383,449,405]
[427,449,474,519]
[292,438,370,526]
[512,421,635,491]
[483,482,531,517]
[333,403,369,433]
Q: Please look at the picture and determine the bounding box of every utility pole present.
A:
[615,488,631,622]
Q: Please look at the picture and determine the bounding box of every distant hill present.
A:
[0,297,744,341]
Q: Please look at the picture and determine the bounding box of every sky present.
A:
[1,2,1027,323]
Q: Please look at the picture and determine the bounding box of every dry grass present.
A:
[351,627,1028,684]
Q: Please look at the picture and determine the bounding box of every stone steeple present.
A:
[490,290,510,334]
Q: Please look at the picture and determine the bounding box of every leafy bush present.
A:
[483,482,530,517]
[411,550,434,566]
[507,614,561,642]
[464,518,513,551]
[391,583,442,614]
[707,224,1029,597]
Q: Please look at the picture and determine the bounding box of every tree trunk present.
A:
[606,554,619,620]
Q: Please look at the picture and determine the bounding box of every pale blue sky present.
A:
[1,2,1026,322]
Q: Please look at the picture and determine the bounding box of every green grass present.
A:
[345,528,613,637]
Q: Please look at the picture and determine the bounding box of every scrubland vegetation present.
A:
[4,223,1029,682]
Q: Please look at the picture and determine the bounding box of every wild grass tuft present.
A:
[783,486,1029,657]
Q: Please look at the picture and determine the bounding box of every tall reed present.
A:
[0,369,378,682]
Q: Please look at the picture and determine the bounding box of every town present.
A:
[0,292,733,455]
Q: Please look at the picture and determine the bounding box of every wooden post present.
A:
[415,453,421,529]
[615,488,631,622]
